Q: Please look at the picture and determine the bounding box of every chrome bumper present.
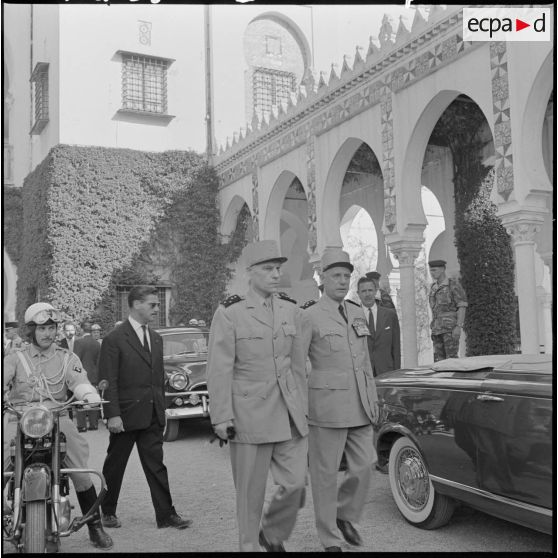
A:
[165,391,209,420]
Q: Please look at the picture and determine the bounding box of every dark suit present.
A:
[364,304,401,376]
[74,334,101,429]
[99,320,173,522]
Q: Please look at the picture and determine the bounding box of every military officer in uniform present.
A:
[2,302,113,550]
[428,260,468,361]
[207,240,308,552]
[301,249,379,552]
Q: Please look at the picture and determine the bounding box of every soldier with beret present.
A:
[206,240,308,552]
[301,248,379,551]
[428,259,467,362]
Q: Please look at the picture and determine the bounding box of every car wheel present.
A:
[163,416,179,442]
[388,436,455,529]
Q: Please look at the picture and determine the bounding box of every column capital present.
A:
[499,206,546,245]
[386,234,423,267]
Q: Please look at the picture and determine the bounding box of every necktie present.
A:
[368,307,375,335]
[338,304,348,323]
[141,325,150,354]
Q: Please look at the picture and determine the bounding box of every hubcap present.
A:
[396,447,430,510]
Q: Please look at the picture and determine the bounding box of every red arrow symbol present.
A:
[516,18,530,31]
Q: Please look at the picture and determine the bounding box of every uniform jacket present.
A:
[302,294,378,427]
[429,277,468,334]
[364,304,401,376]
[99,320,166,431]
[206,289,308,444]
[3,343,95,405]
[74,334,101,385]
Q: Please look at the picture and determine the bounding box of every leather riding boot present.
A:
[76,486,113,550]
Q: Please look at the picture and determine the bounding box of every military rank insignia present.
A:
[301,299,317,309]
[278,292,297,304]
[222,294,244,308]
[73,366,82,373]
[352,318,371,337]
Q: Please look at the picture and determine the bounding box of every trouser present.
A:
[3,414,94,492]
[229,431,308,552]
[101,410,173,522]
[432,332,459,362]
[76,409,99,430]
[308,424,375,548]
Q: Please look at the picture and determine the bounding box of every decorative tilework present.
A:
[251,172,259,241]
[306,136,318,254]
[490,41,514,201]
[381,86,396,232]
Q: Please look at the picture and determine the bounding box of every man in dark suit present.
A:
[99,285,191,530]
[356,276,401,377]
[74,321,101,432]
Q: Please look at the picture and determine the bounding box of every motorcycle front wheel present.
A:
[24,501,47,553]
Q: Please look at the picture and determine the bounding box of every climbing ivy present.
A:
[430,97,517,355]
[15,145,242,332]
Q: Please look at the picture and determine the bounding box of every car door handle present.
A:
[476,394,504,402]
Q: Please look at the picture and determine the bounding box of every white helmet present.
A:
[188,319,199,326]
[24,302,62,326]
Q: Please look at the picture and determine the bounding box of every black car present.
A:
[155,327,210,441]
[375,354,552,535]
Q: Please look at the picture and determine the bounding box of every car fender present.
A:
[22,465,51,502]
[376,422,427,464]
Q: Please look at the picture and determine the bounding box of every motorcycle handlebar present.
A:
[3,399,110,417]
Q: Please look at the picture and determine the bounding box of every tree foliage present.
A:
[430,97,517,355]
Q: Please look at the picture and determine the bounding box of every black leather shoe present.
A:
[101,513,122,528]
[336,519,362,546]
[78,427,87,433]
[157,511,192,529]
[375,463,388,474]
[259,530,286,552]
[88,520,113,550]
[325,546,342,552]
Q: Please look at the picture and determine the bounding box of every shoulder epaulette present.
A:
[221,294,244,308]
[278,292,297,304]
[345,299,360,307]
[300,299,317,309]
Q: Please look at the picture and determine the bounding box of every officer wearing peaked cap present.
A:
[206,240,308,552]
[301,248,379,551]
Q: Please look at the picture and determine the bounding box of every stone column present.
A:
[537,289,552,355]
[388,240,423,368]
[502,215,544,354]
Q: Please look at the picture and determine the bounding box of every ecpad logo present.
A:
[463,8,550,42]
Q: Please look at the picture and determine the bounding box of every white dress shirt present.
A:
[361,303,378,330]
[128,316,151,351]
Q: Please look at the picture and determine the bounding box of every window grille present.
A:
[30,62,49,134]
[121,54,168,114]
[253,67,296,118]
[116,286,168,327]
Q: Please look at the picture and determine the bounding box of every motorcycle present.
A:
[2,397,107,553]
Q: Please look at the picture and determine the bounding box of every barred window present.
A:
[30,62,49,134]
[116,286,169,327]
[253,67,296,118]
[121,54,168,114]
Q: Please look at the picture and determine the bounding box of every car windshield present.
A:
[162,332,208,357]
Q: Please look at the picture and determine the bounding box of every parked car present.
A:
[155,326,210,441]
[374,354,552,535]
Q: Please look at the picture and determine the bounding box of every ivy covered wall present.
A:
[16,145,246,332]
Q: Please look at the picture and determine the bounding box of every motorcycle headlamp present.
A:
[20,406,54,438]
[169,372,188,391]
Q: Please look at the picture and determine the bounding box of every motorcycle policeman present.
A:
[2,302,113,550]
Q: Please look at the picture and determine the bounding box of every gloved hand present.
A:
[82,391,101,408]
[210,421,236,447]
